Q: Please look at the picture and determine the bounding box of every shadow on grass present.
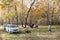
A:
[7,30,31,35]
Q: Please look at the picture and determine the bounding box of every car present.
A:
[4,24,20,33]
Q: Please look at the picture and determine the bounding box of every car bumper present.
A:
[9,30,20,33]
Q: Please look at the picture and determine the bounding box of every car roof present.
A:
[4,24,16,27]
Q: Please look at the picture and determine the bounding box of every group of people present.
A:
[30,24,38,28]
[25,24,38,33]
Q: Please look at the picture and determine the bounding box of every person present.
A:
[30,24,34,28]
[34,24,38,28]
[25,26,31,33]
[48,25,51,32]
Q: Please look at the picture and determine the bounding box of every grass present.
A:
[0,25,60,40]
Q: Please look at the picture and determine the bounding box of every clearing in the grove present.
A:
[0,0,60,40]
[0,25,60,40]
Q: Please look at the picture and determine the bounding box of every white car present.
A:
[4,24,20,33]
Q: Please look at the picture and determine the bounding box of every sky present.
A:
[17,0,38,8]
[25,0,38,8]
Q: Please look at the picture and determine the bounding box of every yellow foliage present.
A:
[2,15,8,22]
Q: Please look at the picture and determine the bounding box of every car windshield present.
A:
[9,25,17,28]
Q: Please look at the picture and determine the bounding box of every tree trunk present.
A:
[15,5,18,27]
[51,8,54,25]
[21,22,23,27]
[25,0,35,28]
[8,5,10,24]
[21,0,23,27]
[47,0,51,25]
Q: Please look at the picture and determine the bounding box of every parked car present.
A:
[4,24,20,33]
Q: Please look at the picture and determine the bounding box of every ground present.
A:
[0,25,60,40]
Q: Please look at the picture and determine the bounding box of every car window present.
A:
[9,25,17,28]
[7,25,10,27]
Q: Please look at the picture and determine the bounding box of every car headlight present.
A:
[9,28,13,32]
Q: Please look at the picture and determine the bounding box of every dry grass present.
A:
[0,25,60,40]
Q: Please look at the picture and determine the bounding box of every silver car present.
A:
[4,24,20,33]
